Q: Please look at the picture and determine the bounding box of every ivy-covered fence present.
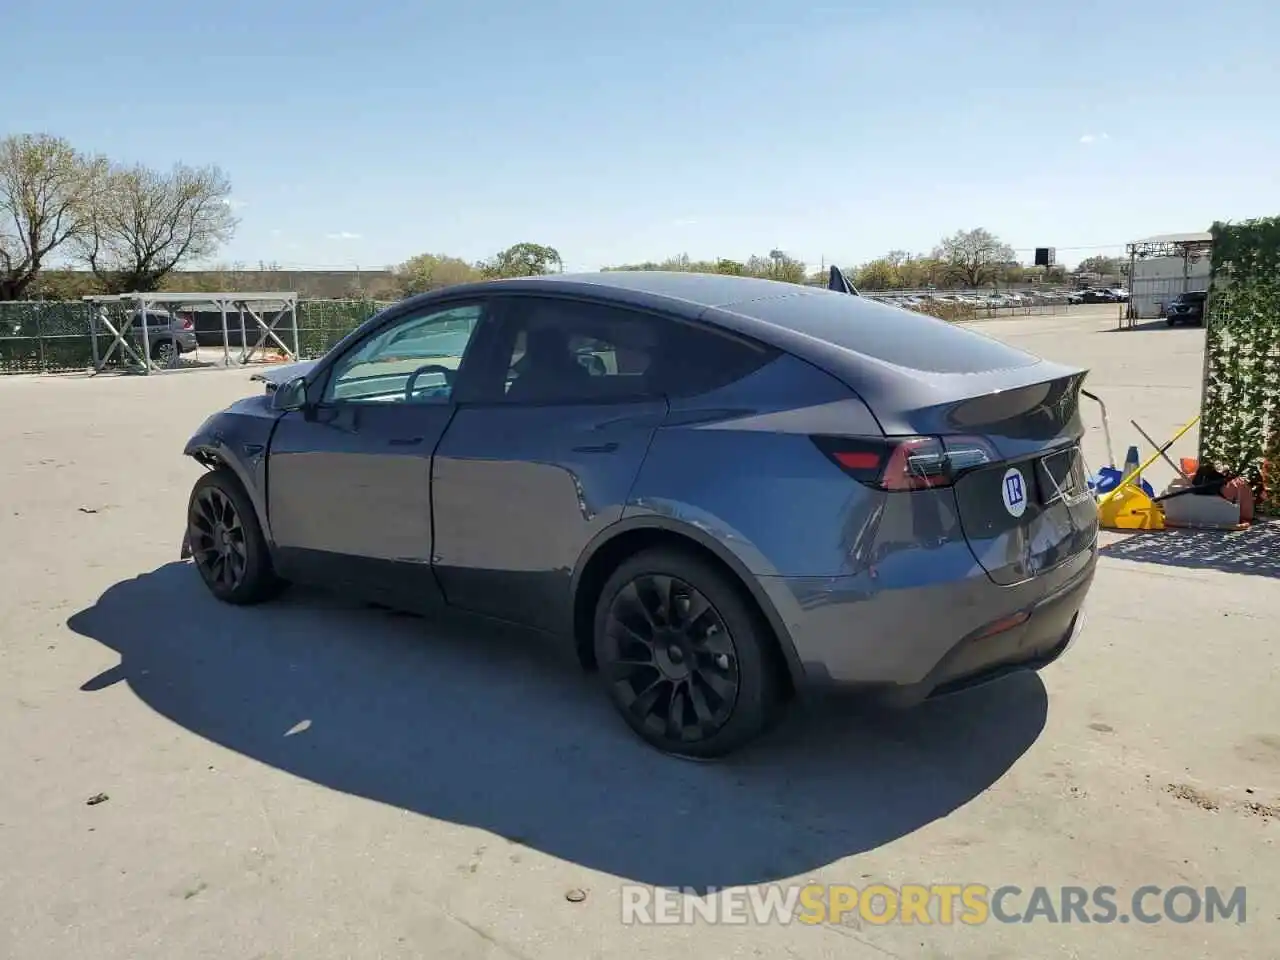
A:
[1200,216,1280,514]
[0,298,390,374]
[295,299,388,358]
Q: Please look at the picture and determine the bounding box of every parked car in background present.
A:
[124,310,199,366]
[1165,291,1207,327]
[183,271,1097,758]
[1077,288,1118,304]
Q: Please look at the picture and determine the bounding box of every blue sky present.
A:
[5,0,1278,271]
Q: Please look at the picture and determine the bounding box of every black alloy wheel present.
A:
[186,469,283,604]
[594,548,781,758]
[605,573,740,742]
[190,483,248,592]
[153,339,177,367]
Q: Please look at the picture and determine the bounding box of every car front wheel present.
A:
[187,469,283,604]
[593,547,781,758]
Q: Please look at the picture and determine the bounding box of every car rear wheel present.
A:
[187,469,283,604]
[152,338,177,367]
[1166,318,1177,327]
[593,547,781,758]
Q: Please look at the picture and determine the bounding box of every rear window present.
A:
[733,291,1039,374]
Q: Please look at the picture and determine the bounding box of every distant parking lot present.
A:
[1,304,1276,960]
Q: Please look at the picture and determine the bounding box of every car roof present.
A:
[409,271,1043,377]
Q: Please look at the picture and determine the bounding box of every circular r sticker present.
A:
[1001,467,1028,518]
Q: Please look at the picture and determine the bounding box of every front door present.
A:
[267,299,489,611]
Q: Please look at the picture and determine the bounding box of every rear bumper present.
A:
[758,541,1096,703]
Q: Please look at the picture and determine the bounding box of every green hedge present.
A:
[1200,216,1280,514]
[296,300,388,359]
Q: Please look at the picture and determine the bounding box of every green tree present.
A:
[855,258,899,291]
[934,228,1016,287]
[393,252,482,295]
[1074,255,1123,277]
[77,162,237,293]
[481,242,563,278]
[743,249,806,283]
[0,133,104,300]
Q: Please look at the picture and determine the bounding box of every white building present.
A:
[1127,231,1213,319]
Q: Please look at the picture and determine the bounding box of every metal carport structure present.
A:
[83,292,299,374]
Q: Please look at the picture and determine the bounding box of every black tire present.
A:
[593,547,782,758]
[186,469,284,604]
[151,338,177,367]
[1166,318,1176,327]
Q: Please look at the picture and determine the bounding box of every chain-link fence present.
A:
[0,301,100,374]
[296,300,391,359]
[0,298,394,374]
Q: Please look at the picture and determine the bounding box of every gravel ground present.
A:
[1,304,1276,959]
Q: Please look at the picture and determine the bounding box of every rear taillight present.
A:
[812,435,997,491]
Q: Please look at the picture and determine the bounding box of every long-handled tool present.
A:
[1081,389,1115,468]
[1111,417,1198,496]
[1130,419,1192,479]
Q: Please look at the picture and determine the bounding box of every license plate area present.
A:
[1036,445,1088,506]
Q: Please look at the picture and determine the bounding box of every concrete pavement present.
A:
[1,305,1275,959]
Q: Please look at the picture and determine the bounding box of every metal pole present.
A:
[140,297,152,373]
[35,304,46,373]
[219,299,230,366]
[239,305,246,364]
[290,296,299,359]
[90,303,101,372]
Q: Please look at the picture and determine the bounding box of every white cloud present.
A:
[671,218,699,226]
[221,198,249,209]
[1079,132,1110,145]
[325,231,362,240]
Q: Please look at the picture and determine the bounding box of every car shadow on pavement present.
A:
[1100,521,1280,578]
[68,561,1048,891]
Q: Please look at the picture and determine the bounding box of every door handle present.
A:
[572,442,619,454]
[389,436,425,446]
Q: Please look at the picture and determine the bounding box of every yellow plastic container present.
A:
[1098,484,1165,530]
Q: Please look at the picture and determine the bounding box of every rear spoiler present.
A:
[827,265,859,296]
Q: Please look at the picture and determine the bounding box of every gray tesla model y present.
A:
[182,269,1098,757]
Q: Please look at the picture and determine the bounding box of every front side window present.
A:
[324,303,483,404]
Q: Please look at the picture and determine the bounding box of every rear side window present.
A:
[738,292,1040,374]
[491,297,776,403]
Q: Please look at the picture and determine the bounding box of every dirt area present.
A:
[1,303,1276,959]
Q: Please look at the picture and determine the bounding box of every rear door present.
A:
[430,296,671,632]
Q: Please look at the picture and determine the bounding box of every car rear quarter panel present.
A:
[624,353,885,579]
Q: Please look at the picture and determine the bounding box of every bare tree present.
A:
[78,162,238,293]
[934,228,1016,287]
[0,134,103,300]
